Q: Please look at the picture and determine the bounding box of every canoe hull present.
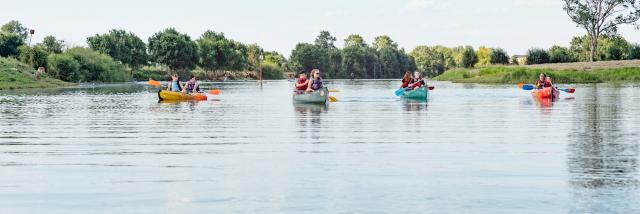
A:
[292,87,329,104]
[158,90,207,101]
[401,87,428,101]
[532,87,559,100]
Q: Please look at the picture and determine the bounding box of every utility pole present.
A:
[259,48,264,89]
[28,29,35,46]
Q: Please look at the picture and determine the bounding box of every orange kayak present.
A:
[532,87,559,99]
[158,90,207,101]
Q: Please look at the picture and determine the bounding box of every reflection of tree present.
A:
[568,86,639,212]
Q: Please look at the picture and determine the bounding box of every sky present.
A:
[1,0,639,57]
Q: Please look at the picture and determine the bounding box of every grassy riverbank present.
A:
[434,60,640,84]
[0,58,73,90]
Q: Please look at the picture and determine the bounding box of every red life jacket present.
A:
[296,77,308,90]
[401,79,410,88]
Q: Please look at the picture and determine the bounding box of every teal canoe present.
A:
[292,87,329,104]
[401,87,428,100]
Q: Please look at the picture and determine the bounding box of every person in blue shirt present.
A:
[166,73,184,92]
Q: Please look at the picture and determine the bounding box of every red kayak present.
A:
[532,87,559,99]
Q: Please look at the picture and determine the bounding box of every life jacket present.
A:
[185,81,200,93]
[169,80,182,92]
[410,78,425,89]
[535,79,552,89]
[296,77,308,90]
[310,78,323,90]
[401,79,410,88]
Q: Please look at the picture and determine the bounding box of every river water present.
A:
[0,80,639,213]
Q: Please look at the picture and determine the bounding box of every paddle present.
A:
[395,88,407,96]
[329,96,338,102]
[148,79,162,87]
[428,86,435,90]
[518,83,575,93]
[329,89,340,92]
[210,89,221,95]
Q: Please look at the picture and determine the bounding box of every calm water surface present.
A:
[0,80,639,213]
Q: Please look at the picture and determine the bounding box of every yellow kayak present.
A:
[158,90,207,101]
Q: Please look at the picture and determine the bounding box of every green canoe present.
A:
[292,87,329,104]
[401,87,428,100]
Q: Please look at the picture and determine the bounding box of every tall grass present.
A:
[434,66,640,83]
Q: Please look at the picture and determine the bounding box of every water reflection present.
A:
[568,86,640,213]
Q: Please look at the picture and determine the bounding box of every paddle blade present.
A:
[395,88,406,96]
[210,89,221,95]
[428,86,435,90]
[558,88,576,93]
[329,89,340,92]
[521,84,535,90]
[517,83,524,89]
[329,96,338,102]
[148,79,162,87]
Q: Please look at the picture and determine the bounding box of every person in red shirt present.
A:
[400,71,412,88]
[295,73,308,92]
[410,71,425,89]
[535,73,552,89]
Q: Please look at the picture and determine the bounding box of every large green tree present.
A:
[148,28,197,77]
[40,35,64,54]
[289,43,328,74]
[489,48,510,65]
[87,29,148,69]
[1,20,28,40]
[411,46,446,76]
[0,32,25,57]
[563,0,640,61]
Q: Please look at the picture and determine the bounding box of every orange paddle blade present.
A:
[210,89,221,95]
[148,79,162,87]
[517,83,524,89]
[329,96,338,102]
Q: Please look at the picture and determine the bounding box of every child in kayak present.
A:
[306,69,323,92]
[535,73,552,89]
[295,73,309,92]
[167,73,183,92]
[183,75,202,94]
[401,71,412,88]
[409,71,425,89]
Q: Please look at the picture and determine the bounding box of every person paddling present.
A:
[409,71,425,90]
[167,73,184,92]
[535,73,552,89]
[295,72,309,92]
[183,75,202,94]
[400,71,412,88]
[306,69,323,92]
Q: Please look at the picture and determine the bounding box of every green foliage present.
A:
[289,43,328,73]
[132,66,169,81]
[47,53,81,82]
[0,32,25,57]
[344,34,366,48]
[457,46,477,68]
[475,46,492,66]
[435,66,640,84]
[1,20,28,40]
[314,31,336,49]
[40,36,64,54]
[526,48,549,65]
[18,45,48,69]
[372,35,398,50]
[264,51,286,67]
[246,44,262,71]
[629,44,640,59]
[0,57,72,90]
[148,28,197,77]
[65,47,130,82]
[411,45,445,76]
[87,29,148,69]
[599,35,629,60]
[196,30,248,72]
[260,61,284,79]
[548,45,577,63]
[490,48,509,65]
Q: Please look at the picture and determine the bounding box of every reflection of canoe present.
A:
[532,87,559,100]
[401,87,428,100]
[292,87,329,104]
[293,103,328,113]
[158,90,207,101]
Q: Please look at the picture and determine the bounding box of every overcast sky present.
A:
[2,0,639,56]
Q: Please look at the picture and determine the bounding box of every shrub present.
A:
[475,46,492,66]
[47,53,80,82]
[548,46,577,63]
[458,46,477,68]
[627,44,640,60]
[18,45,49,69]
[490,48,509,64]
[526,48,549,65]
[65,47,130,82]
[260,61,284,79]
